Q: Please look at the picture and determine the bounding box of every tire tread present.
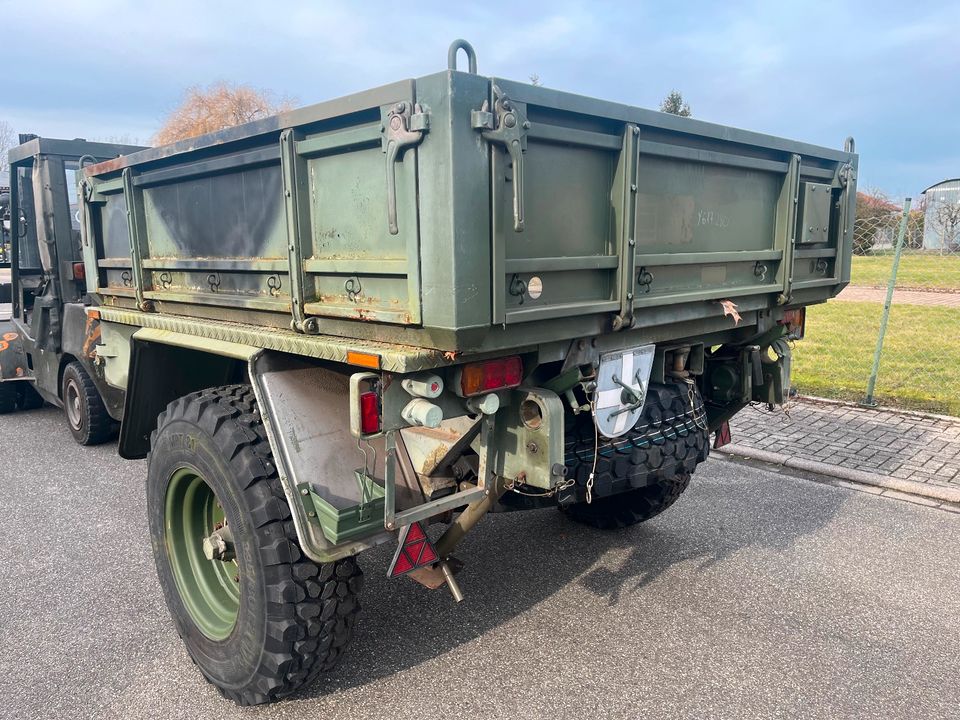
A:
[149,384,362,706]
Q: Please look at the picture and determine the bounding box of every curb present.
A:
[794,394,960,425]
[716,443,960,507]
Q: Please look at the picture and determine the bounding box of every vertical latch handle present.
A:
[383,102,429,235]
[472,86,529,233]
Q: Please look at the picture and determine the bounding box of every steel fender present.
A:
[61,303,102,364]
[247,350,394,564]
[118,328,256,459]
[0,319,30,382]
[61,304,125,420]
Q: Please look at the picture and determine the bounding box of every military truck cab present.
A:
[0,136,145,437]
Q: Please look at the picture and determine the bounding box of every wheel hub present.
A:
[165,468,240,640]
[202,526,235,562]
[65,379,83,431]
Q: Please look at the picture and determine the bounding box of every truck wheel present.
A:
[0,383,15,414]
[61,361,115,445]
[17,383,45,410]
[561,381,708,529]
[147,385,363,706]
[562,474,691,529]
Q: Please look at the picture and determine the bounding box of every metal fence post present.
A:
[862,198,912,407]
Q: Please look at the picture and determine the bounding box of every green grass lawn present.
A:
[792,300,960,416]
[851,253,960,290]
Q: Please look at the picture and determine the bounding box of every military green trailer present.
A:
[76,41,856,705]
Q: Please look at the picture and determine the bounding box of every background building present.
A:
[922,179,960,251]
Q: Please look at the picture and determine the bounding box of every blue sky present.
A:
[4,0,957,197]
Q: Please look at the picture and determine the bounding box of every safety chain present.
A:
[586,399,599,504]
[682,377,708,431]
[505,475,575,498]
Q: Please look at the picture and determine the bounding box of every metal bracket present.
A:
[121,167,150,311]
[383,414,495,531]
[773,153,801,305]
[835,161,857,237]
[472,85,529,232]
[612,124,641,331]
[383,102,429,235]
[279,128,316,334]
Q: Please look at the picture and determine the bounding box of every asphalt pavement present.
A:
[1,406,959,720]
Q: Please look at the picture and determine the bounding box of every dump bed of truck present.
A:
[81,53,857,356]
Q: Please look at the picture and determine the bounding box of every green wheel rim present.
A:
[165,467,240,641]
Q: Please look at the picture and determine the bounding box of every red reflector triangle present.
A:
[391,549,414,576]
[418,543,438,564]
[713,420,732,449]
[406,522,426,543]
[406,539,426,564]
[387,521,440,578]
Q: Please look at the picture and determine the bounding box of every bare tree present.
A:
[0,120,16,173]
[932,195,960,253]
[529,73,543,87]
[659,90,691,117]
[154,82,296,146]
[853,189,901,255]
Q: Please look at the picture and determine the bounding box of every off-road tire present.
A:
[562,474,692,529]
[0,383,15,414]
[562,381,709,529]
[61,361,115,445]
[17,383,45,410]
[0,381,45,413]
[147,384,363,706]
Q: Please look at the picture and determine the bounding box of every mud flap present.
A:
[0,319,31,382]
[248,350,396,564]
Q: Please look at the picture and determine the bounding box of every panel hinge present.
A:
[472,84,529,232]
[383,102,430,235]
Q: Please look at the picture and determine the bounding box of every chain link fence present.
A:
[792,190,960,416]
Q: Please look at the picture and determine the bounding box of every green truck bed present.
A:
[80,48,857,356]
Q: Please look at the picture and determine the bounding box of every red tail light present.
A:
[72,262,86,282]
[779,307,806,339]
[458,356,523,397]
[360,391,380,435]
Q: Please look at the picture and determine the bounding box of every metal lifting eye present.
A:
[344,276,362,302]
[267,274,282,297]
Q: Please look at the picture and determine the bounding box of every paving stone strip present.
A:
[728,399,960,489]
[837,285,960,307]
